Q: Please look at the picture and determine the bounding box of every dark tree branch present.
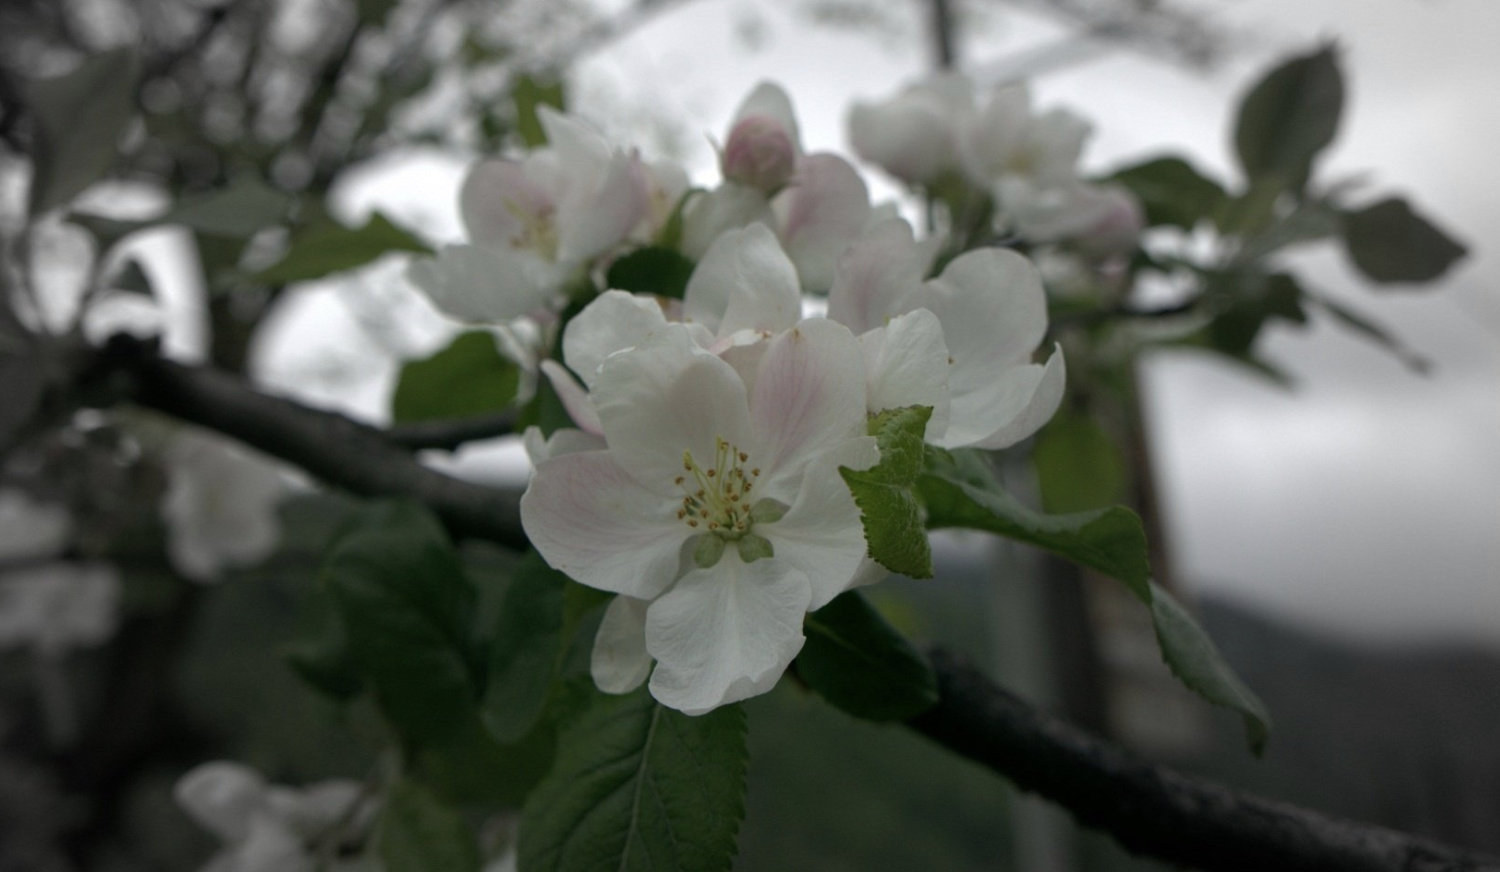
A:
[909,647,1500,872]
[385,411,517,451]
[71,335,1500,872]
[84,335,526,550]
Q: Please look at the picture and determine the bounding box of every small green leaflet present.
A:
[919,447,1150,600]
[1341,197,1467,285]
[482,550,567,743]
[1233,43,1343,194]
[25,48,140,215]
[840,406,934,579]
[256,211,432,284]
[605,246,696,300]
[519,686,747,872]
[377,780,482,872]
[391,332,521,424]
[799,591,939,721]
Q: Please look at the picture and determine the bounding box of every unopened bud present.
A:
[722,115,796,193]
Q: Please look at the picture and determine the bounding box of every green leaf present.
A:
[605,246,696,300]
[25,48,140,215]
[514,75,566,148]
[519,686,747,872]
[839,406,934,579]
[1304,292,1429,373]
[798,591,938,721]
[377,780,482,872]
[919,448,1151,601]
[256,211,431,284]
[415,714,556,807]
[164,177,289,238]
[1233,43,1343,193]
[1213,175,1283,238]
[283,586,364,702]
[482,550,567,742]
[1032,409,1126,514]
[320,501,479,747]
[1341,197,1467,285]
[1205,272,1308,358]
[391,332,521,424]
[1106,156,1226,230]
[1149,582,1271,755]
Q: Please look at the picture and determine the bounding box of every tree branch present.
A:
[909,647,1500,872]
[385,411,517,451]
[74,335,1500,872]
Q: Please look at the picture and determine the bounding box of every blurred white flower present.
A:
[160,429,288,582]
[0,563,120,655]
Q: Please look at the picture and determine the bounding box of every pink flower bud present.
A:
[722,114,797,193]
[1074,186,1145,258]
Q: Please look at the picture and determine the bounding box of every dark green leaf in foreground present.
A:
[840,406,934,579]
[1150,582,1272,755]
[1342,197,1468,285]
[392,332,521,424]
[320,501,478,747]
[377,780,482,872]
[25,48,140,215]
[482,549,567,743]
[257,211,431,284]
[519,686,747,872]
[799,590,938,721]
[605,246,696,300]
[1107,156,1226,230]
[919,447,1150,601]
[1233,43,1343,193]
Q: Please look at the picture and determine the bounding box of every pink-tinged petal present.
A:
[645,553,810,715]
[968,344,1066,450]
[826,218,928,335]
[748,318,868,499]
[592,332,755,494]
[407,245,567,323]
[520,451,688,599]
[591,595,653,694]
[539,360,602,435]
[760,438,878,610]
[557,149,648,263]
[684,223,801,338]
[860,308,951,441]
[459,159,550,247]
[731,81,802,153]
[562,290,670,388]
[774,153,871,292]
[680,183,775,260]
[924,246,1047,386]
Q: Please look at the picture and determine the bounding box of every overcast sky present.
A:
[257,0,1499,648]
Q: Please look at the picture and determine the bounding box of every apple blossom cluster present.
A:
[159,428,290,583]
[409,79,1071,715]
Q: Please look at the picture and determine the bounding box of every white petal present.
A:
[825,218,927,335]
[539,360,602,435]
[407,245,566,324]
[645,553,810,715]
[731,81,802,153]
[684,223,801,338]
[968,344,1066,450]
[679,183,775,260]
[848,75,971,185]
[562,290,671,388]
[747,318,868,499]
[536,106,610,181]
[520,451,689,599]
[175,761,268,843]
[760,439,879,610]
[459,159,537,246]
[557,149,647,263]
[592,330,756,493]
[774,154,871,292]
[233,815,314,872]
[860,308,951,441]
[591,595,653,694]
[523,425,606,467]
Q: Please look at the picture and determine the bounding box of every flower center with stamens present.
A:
[675,436,758,538]
[505,199,559,262]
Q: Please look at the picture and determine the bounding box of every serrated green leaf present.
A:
[1150,582,1271,755]
[391,332,521,424]
[919,447,1150,600]
[1032,408,1126,514]
[1106,155,1226,230]
[321,501,479,747]
[839,406,934,579]
[798,591,938,721]
[482,550,567,742]
[514,75,566,148]
[377,780,482,872]
[605,246,696,300]
[1342,197,1467,285]
[25,48,140,215]
[165,177,289,238]
[1233,43,1343,193]
[256,211,431,283]
[519,686,747,872]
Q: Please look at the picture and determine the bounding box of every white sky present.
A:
[255,0,1500,647]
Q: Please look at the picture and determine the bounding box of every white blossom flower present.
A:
[160,429,288,583]
[0,563,120,655]
[958,82,1092,192]
[408,107,648,323]
[175,761,377,872]
[521,311,877,714]
[848,72,974,186]
[998,178,1145,257]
